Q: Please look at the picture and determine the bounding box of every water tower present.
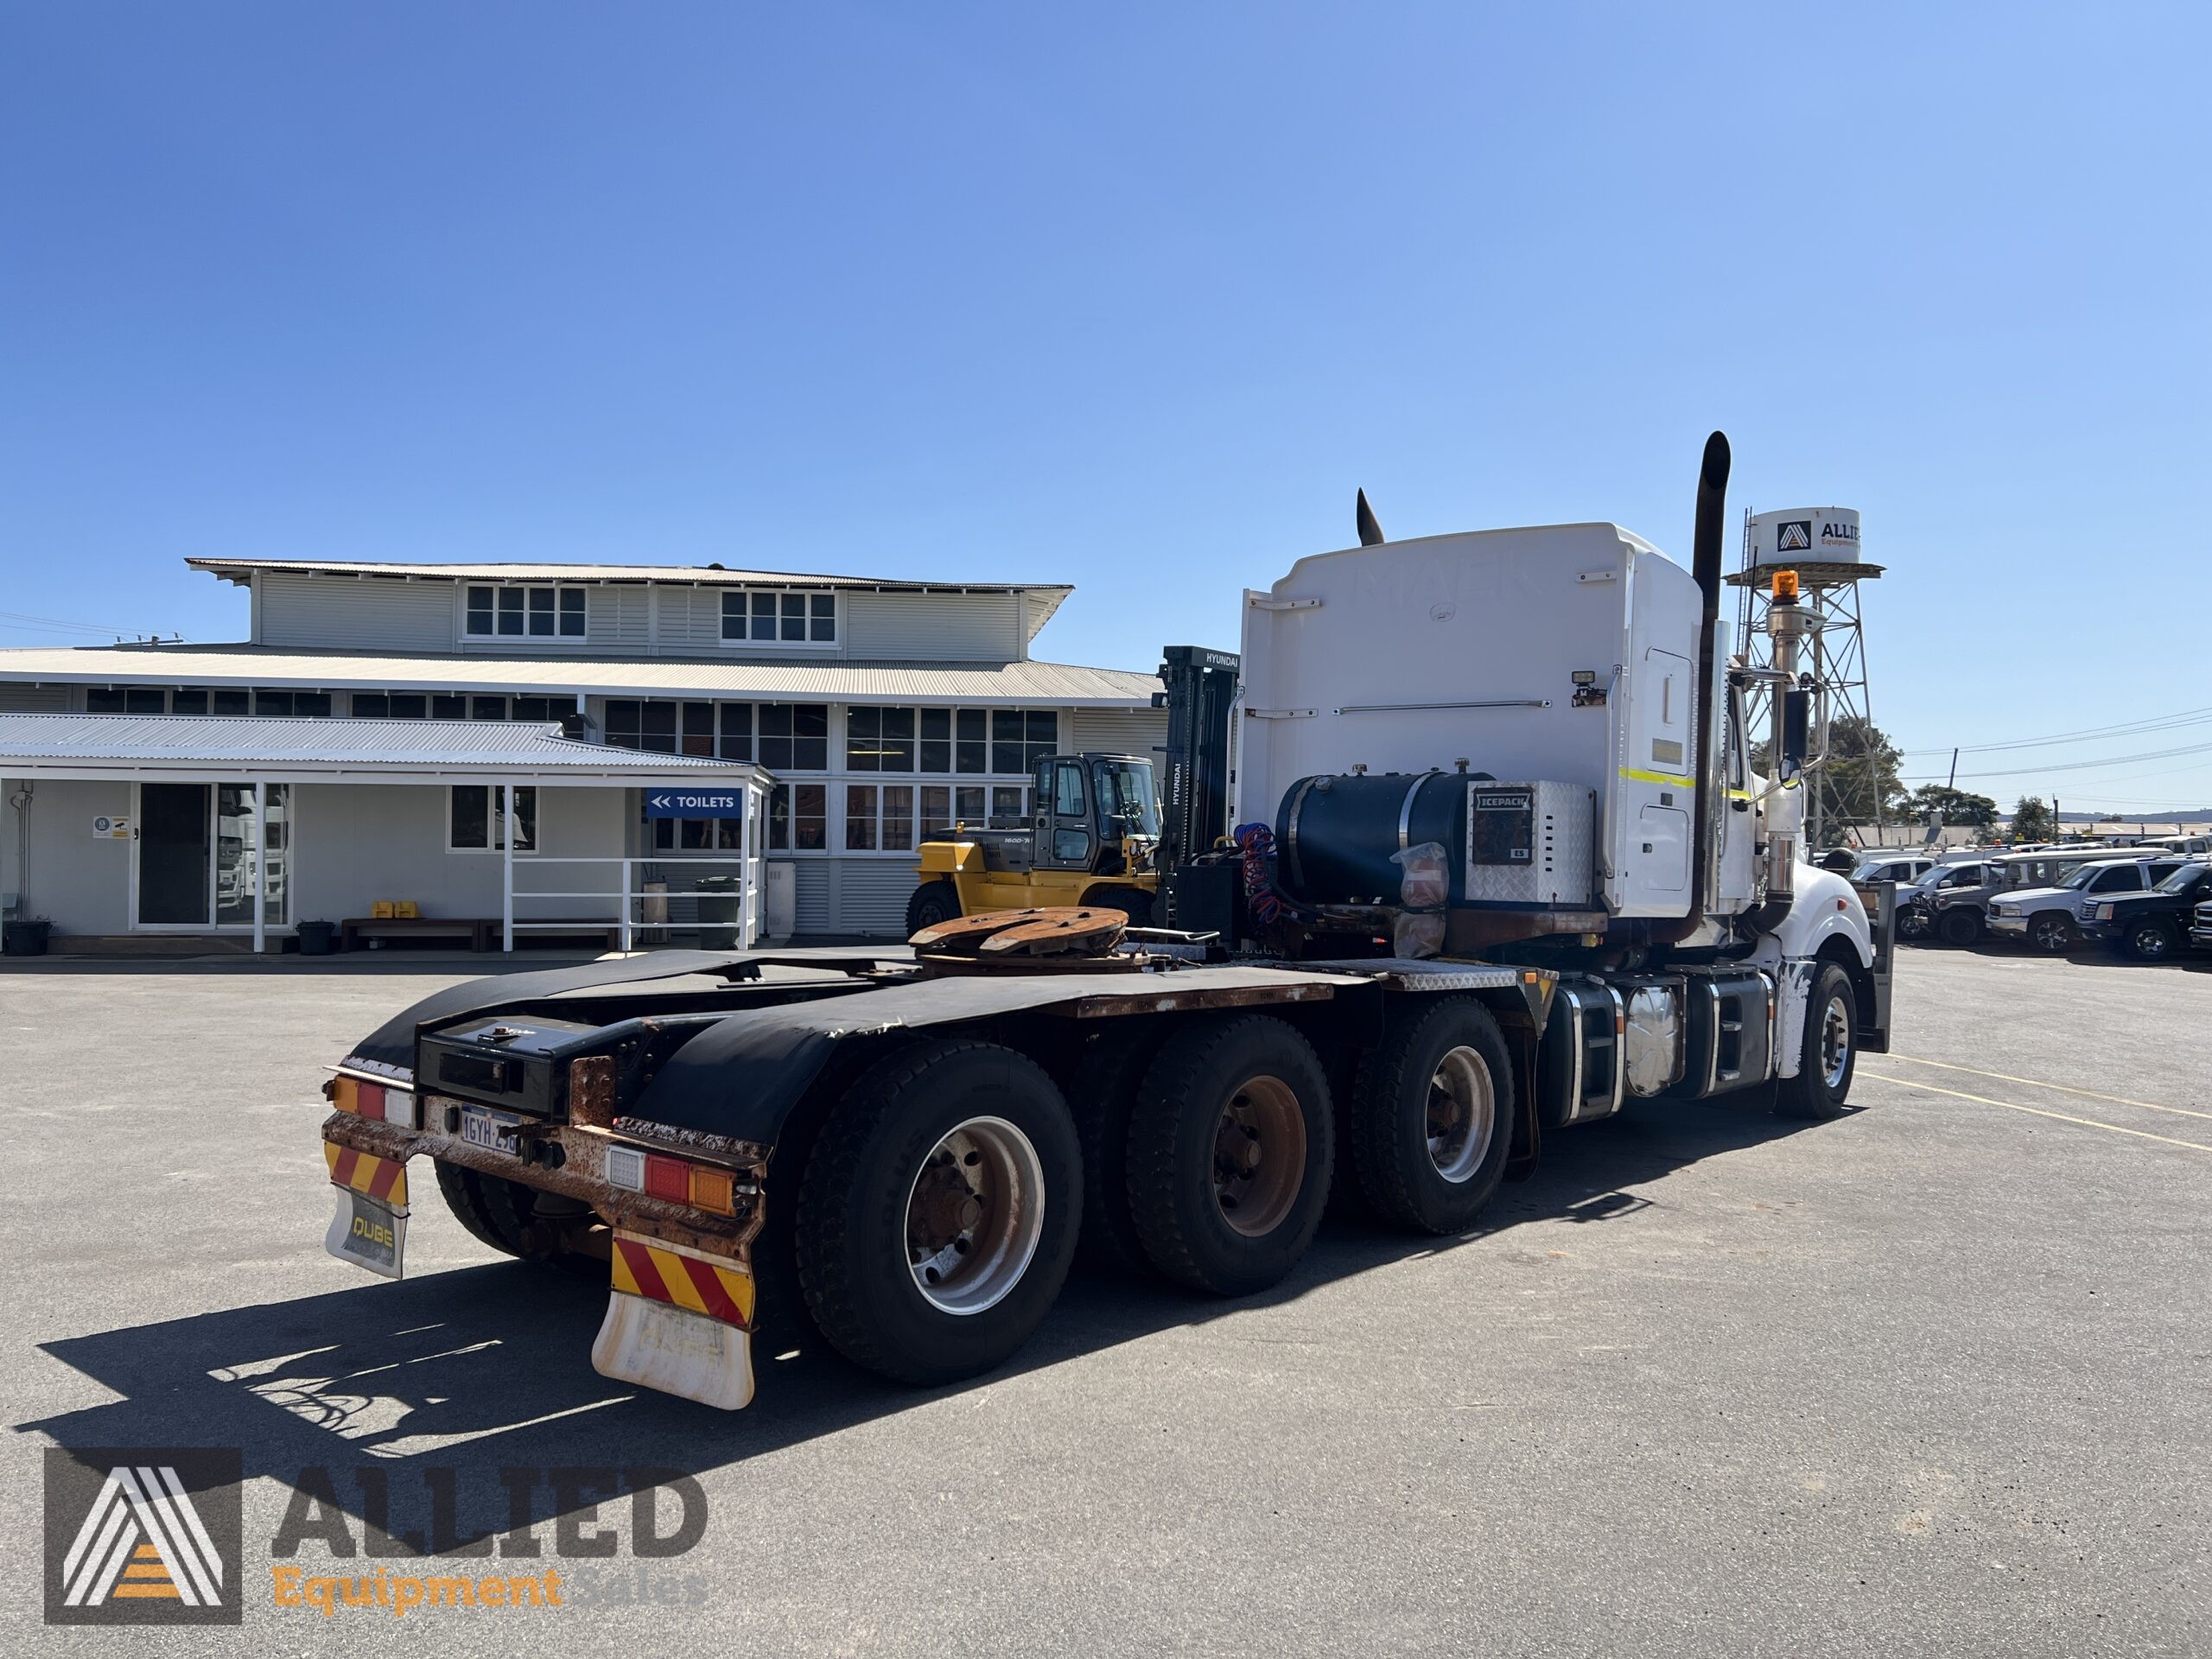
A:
[1726,507,1885,851]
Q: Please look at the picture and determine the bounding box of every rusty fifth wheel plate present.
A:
[908,906,1127,958]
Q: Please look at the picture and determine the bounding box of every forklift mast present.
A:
[1153,645,1241,871]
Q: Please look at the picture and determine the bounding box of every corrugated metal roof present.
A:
[0,712,746,772]
[0,645,1159,706]
[187,555,1066,591]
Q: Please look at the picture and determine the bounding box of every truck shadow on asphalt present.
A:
[20,1093,1830,1549]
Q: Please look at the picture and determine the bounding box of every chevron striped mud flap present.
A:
[591,1232,756,1410]
[323,1143,410,1281]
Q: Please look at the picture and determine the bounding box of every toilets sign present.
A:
[644,789,747,819]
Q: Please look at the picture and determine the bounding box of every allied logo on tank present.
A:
[1819,520,1859,546]
[1775,519,1813,552]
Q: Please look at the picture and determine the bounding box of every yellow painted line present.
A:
[1859,1070,2212,1154]
[1885,1052,2212,1124]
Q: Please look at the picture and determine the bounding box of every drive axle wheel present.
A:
[796,1039,1079,1385]
[1351,996,1515,1234]
[1126,1015,1332,1296]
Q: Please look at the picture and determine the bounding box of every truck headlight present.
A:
[2091,903,2113,921]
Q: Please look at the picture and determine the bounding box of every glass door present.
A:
[136,783,289,927]
[137,784,210,924]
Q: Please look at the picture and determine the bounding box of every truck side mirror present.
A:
[1780,690,1811,780]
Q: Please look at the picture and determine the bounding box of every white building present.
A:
[0,558,1164,950]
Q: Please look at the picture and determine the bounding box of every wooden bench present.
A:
[341,917,500,951]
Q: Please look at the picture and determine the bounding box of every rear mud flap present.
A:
[590,1233,756,1411]
[324,1144,410,1280]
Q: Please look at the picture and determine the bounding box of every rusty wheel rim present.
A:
[904,1116,1044,1316]
[1211,1075,1306,1238]
[1426,1045,1496,1185]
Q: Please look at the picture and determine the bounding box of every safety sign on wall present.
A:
[91,816,132,840]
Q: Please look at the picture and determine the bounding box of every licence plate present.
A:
[460,1105,523,1155]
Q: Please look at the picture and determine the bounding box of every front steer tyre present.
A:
[795,1039,1080,1386]
[1775,963,1857,1122]
[1126,1014,1333,1296]
[1351,996,1516,1235]
[904,880,961,938]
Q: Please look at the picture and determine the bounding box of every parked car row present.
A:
[1872,844,2212,960]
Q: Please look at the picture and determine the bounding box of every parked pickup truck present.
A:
[2080,861,2212,959]
[1985,856,2191,954]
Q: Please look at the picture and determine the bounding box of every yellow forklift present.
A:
[904,752,1163,933]
[905,645,1241,936]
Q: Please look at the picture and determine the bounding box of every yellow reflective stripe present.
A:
[610,1244,645,1299]
[1618,766,1695,789]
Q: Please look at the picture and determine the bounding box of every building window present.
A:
[448,785,537,852]
[992,709,1059,774]
[253,689,333,717]
[467,583,587,639]
[768,783,828,851]
[720,589,836,645]
[918,783,1027,833]
[758,703,828,770]
[845,706,918,772]
[86,687,170,715]
[171,689,207,715]
[844,783,918,852]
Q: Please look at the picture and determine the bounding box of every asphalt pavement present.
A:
[1,942,2207,1656]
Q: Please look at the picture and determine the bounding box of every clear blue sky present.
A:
[3,2,2207,811]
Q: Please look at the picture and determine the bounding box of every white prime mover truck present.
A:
[316,433,1891,1410]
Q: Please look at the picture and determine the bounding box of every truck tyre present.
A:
[1936,906,1982,947]
[2027,912,2076,954]
[905,880,961,938]
[432,1160,595,1267]
[1350,996,1515,1235]
[1774,963,1856,1121]
[1067,1025,1166,1274]
[1126,1015,1332,1296]
[795,1039,1080,1386]
[2125,918,2177,960]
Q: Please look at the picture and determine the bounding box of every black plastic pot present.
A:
[3,919,51,957]
[296,920,338,957]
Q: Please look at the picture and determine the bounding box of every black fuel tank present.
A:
[1274,771,1484,906]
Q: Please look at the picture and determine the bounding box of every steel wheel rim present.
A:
[1212,1075,1306,1237]
[1425,1045,1496,1184]
[1820,995,1852,1091]
[903,1116,1045,1316]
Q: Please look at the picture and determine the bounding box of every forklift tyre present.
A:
[1126,1015,1332,1296]
[1350,996,1515,1235]
[795,1039,1080,1386]
[904,880,962,938]
[1936,906,1982,947]
[1774,963,1856,1121]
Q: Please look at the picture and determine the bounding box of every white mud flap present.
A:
[323,1143,410,1280]
[591,1232,756,1411]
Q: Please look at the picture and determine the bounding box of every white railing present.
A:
[505,854,765,953]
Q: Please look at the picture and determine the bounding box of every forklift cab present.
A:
[1032,753,1161,875]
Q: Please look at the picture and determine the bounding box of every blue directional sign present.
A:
[645,787,747,819]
